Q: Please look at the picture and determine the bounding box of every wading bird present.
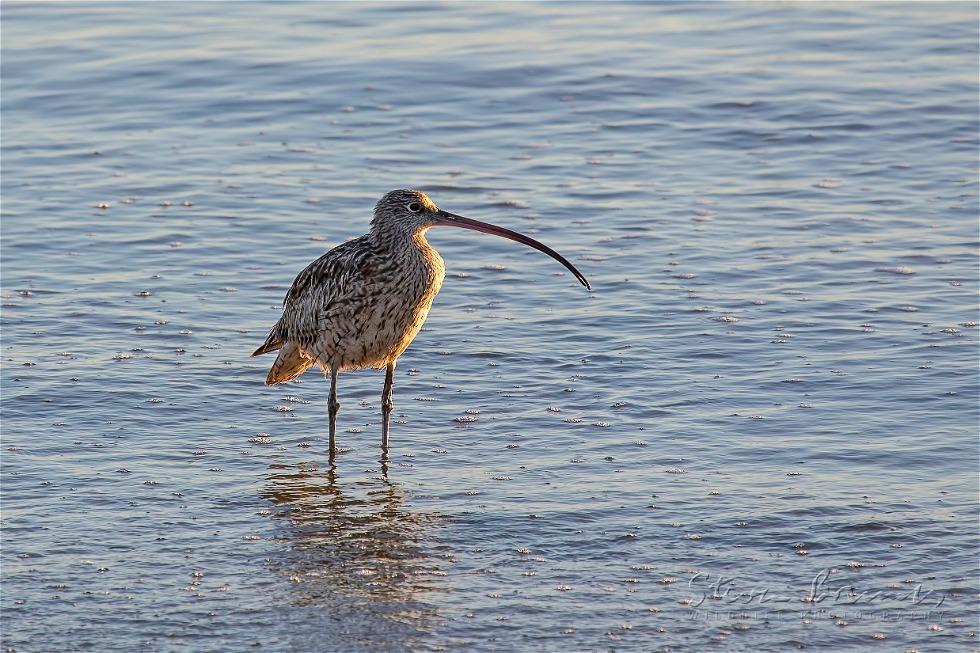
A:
[252,189,590,460]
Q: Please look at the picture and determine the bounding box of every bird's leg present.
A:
[328,365,340,460]
[381,362,395,455]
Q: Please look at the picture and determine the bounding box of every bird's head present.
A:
[371,189,442,236]
[370,188,591,290]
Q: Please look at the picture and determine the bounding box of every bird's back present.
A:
[253,233,445,383]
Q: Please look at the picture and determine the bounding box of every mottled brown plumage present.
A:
[252,189,590,461]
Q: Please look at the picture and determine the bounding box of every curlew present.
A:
[252,189,590,460]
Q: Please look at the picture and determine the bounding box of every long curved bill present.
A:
[434,210,591,290]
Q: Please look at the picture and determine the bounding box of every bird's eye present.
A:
[407,202,423,213]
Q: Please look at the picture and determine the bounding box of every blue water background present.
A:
[2,3,978,651]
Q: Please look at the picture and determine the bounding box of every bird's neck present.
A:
[409,228,434,252]
[370,226,434,253]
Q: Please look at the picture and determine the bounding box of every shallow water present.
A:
[2,3,978,651]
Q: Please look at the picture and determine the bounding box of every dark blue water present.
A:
[2,3,978,651]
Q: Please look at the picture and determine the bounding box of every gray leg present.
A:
[381,362,395,454]
[328,365,340,460]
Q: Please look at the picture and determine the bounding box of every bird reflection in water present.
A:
[262,462,448,645]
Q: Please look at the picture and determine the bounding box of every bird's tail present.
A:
[252,323,284,357]
[263,341,315,385]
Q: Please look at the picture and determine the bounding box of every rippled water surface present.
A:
[2,3,978,651]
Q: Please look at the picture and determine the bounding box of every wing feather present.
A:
[277,236,380,356]
[254,234,394,379]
